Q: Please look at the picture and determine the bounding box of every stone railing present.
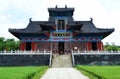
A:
[71,50,120,66]
[72,50,120,55]
[0,49,52,55]
[0,50,52,66]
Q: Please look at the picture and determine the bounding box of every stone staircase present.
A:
[51,54,73,68]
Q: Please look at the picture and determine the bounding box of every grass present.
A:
[0,66,48,79]
[76,65,120,79]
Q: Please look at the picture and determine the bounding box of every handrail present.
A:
[49,50,52,67]
[71,53,75,67]
[1,50,120,53]
[0,50,51,55]
[72,50,120,54]
[0,50,51,52]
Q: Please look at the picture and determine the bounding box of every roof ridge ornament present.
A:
[29,18,32,22]
[90,18,93,22]
[65,5,67,8]
[55,5,58,8]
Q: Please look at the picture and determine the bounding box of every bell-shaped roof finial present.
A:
[65,5,67,8]
[90,17,93,22]
[29,18,32,22]
[55,5,58,8]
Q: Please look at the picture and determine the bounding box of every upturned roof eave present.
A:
[76,28,114,39]
[9,28,49,39]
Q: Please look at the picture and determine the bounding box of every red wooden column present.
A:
[86,42,92,51]
[97,42,103,51]
[20,42,26,51]
[31,42,37,51]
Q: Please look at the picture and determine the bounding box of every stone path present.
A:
[40,68,89,79]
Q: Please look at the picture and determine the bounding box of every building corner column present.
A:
[97,42,103,51]
[20,42,26,51]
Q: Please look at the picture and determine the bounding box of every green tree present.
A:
[111,43,118,51]
[0,37,5,50]
[5,39,15,50]
[5,39,20,51]
[104,42,119,51]
[15,41,20,50]
[0,37,20,51]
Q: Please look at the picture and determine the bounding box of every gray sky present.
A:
[0,0,120,45]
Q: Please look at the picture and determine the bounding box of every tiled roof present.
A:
[9,20,114,39]
[75,21,114,33]
[9,7,114,39]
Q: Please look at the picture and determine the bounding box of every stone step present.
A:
[52,54,73,68]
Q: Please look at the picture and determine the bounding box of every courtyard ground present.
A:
[40,68,89,79]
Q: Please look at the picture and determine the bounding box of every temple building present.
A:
[9,6,114,54]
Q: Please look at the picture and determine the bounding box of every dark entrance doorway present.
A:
[58,42,64,54]
[26,42,31,51]
[92,42,97,50]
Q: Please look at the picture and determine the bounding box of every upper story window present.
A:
[58,20,65,30]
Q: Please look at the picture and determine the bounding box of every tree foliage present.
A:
[104,42,119,51]
[0,37,20,51]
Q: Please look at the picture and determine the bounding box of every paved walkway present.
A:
[40,68,89,79]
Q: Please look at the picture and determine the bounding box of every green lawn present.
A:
[76,65,120,79]
[0,66,48,79]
